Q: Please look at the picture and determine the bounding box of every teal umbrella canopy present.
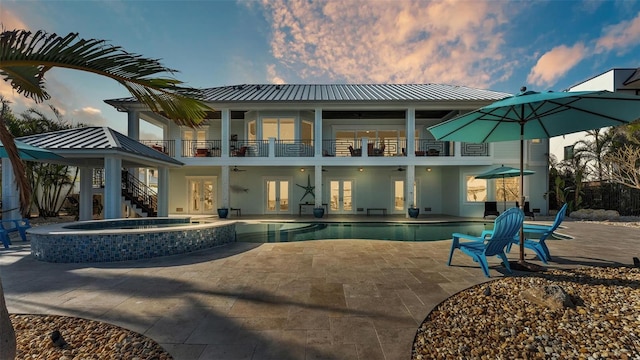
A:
[428,88,640,264]
[475,165,535,180]
[428,90,640,143]
[0,139,63,161]
[476,165,535,210]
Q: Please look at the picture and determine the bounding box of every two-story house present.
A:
[103,83,549,219]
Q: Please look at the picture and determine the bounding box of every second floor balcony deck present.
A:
[140,139,490,158]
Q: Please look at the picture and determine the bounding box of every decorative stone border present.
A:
[28,218,236,263]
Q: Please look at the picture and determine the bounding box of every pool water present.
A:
[236,221,495,243]
[63,218,205,230]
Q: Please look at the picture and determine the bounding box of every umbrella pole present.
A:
[513,124,544,272]
[519,133,525,262]
[502,176,507,211]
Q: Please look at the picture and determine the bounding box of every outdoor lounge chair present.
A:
[508,203,568,264]
[0,229,9,249]
[483,201,500,219]
[447,207,524,277]
[516,201,535,219]
[1,219,31,241]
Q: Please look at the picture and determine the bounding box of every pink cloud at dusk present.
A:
[527,43,587,88]
[528,11,640,89]
[260,0,512,88]
[595,12,640,54]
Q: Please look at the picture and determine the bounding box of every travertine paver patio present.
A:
[1,217,638,359]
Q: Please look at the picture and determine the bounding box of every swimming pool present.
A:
[236,221,494,243]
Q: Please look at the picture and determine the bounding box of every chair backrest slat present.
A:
[484,207,524,256]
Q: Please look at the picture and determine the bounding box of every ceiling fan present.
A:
[232,166,246,172]
[392,166,406,172]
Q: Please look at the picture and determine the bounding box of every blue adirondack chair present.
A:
[509,203,568,264]
[1,219,31,240]
[447,207,524,277]
[0,229,9,249]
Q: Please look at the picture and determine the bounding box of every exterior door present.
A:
[188,177,216,214]
[265,178,290,214]
[392,179,417,214]
[329,180,353,214]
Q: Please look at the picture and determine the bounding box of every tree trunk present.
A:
[0,278,16,360]
[0,101,32,217]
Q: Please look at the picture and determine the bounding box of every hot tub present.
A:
[28,217,235,263]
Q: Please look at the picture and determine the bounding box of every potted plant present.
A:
[313,207,325,218]
[408,205,419,218]
[217,208,229,219]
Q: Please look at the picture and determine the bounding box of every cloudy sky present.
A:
[1,0,639,137]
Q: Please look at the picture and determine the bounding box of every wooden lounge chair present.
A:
[483,201,500,219]
[447,207,524,277]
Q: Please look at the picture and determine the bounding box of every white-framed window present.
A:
[466,175,487,202]
[262,117,295,142]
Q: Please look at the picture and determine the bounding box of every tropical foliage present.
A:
[0,29,212,216]
[4,104,80,217]
[0,29,213,359]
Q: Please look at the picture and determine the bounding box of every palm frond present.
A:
[0,29,211,127]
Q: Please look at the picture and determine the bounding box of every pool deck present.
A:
[1,215,639,360]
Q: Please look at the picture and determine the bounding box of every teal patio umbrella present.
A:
[428,88,640,266]
[0,139,63,161]
[476,165,535,211]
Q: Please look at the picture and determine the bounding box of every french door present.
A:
[187,177,216,214]
[265,178,291,214]
[329,179,353,214]
[393,179,417,214]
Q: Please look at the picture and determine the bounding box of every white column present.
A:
[314,108,323,157]
[1,158,20,220]
[103,156,122,219]
[157,167,169,216]
[406,107,416,156]
[406,165,415,218]
[221,165,230,208]
[314,165,323,208]
[79,167,93,221]
[127,110,140,140]
[268,138,276,158]
[362,137,369,158]
[221,108,230,157]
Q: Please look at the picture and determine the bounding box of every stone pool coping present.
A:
[27,217,236,263]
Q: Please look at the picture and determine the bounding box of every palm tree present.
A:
[572,129,613,183]
[0,29,212,359]
[1,29,211,215]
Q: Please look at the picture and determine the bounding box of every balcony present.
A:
[182,140,222,157]
[141,138,490,158]
[139,140,176,157]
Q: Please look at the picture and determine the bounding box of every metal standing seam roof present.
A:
[17,127,183,166]
[105,83,512,105]
[624,68,640,86]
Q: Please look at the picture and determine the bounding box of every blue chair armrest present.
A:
[523,224,552,233]
[452,232,484,242]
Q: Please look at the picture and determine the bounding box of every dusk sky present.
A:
[1,0,639,138]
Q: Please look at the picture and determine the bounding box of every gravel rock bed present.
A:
[11,314,172,359]
[412,266,640,359]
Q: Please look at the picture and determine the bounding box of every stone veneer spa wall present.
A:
[28,218,236,263]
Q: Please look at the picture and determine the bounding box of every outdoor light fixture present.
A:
[300,168,305,172]
[426,168,432,172]
[359,167,364,172]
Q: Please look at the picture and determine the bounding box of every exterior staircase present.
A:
[121,171,157,217]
